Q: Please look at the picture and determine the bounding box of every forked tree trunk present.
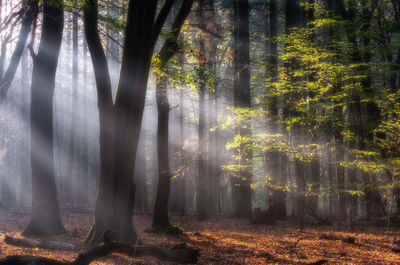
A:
[24,0,66,236]
[110,0,158,242]
[84,0,192,244]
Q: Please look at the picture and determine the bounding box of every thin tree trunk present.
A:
[178,55,186,215]
[152,0,194,228]
[267,0,286,220]
[19,46,31,207]
[153,74,171,228]
[67,0,79,206]
[81,34,89,205]
[195,0,208,220]
[0,0,38,99]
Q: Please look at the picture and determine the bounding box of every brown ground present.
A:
[0,209,400,264]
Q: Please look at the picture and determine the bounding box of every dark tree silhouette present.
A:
[152,0,194,230]
[24,0,66,236]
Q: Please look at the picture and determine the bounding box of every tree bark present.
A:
[67,0,79,206]
[134,137,148,213]
[153,0,194,229]
[19,47,31,207]
[84,0,193,244]
[267,0,286,220]
[83,0,116,244]
[232,0,252,217]
[195,0,209,220]
[24,0,66,236]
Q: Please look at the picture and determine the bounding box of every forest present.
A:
[0,0,399,264]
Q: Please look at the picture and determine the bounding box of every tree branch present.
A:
[153,0,175,44]
[158,0,195,62]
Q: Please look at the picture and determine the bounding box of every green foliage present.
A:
[220,1,400,203]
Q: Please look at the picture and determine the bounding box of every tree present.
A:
[0,0,38,99]
[196,0,209,220]
[232,0,252,217]
[19,47,30,207]
[152,0,194,230]
[266,0,287,220]
[24,0,66,236]
[66,0,79,206]
[83,0,194,244]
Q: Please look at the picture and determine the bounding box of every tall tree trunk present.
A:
[19,47,31,207]
[325,0,346,221]
[267,0,286,220]
[205,0,218,216]
[80,34,89,205]
[285,0,305,219]
[306,0,320,215]
[24,0,66,236]
[153,73,171,228]
[152,0,194,228]
[67,0,79,206]
[110,0,161,243]
[232,0,252,217]
[83,0,116,244]
[178,51,186,215]
[85,0,192,244]
[196,0,208,220]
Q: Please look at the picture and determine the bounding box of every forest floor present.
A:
[0,209,400,264]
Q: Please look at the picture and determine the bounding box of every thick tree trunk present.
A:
[83,0,115,244]
[134,137,148,213]
[231,0,252,217]
[24,0,66,236]
[110,0,159,242]
[85,0,192,244]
